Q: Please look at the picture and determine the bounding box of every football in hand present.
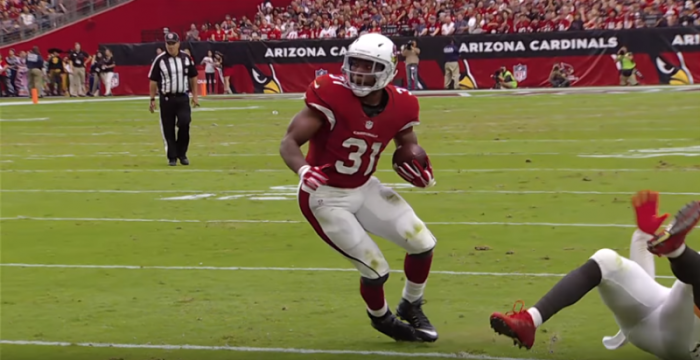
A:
[393,143,428,169]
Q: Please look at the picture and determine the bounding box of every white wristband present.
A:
[297,165,311,180]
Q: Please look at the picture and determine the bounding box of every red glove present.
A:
[394,157,436,188]
[298,164,330,191]
[632,190,669,235]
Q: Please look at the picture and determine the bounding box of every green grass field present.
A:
[1,88,699,360]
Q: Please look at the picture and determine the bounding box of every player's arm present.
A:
[393,126,418,147]
[280,106,324,174]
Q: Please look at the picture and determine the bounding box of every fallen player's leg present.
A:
[669,245,700,310]
[490,247,668,350]
[645,200,700,358]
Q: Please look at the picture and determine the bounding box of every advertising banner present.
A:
[104,28,700,95]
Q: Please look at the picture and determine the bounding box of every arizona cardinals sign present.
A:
[103,27,700,95]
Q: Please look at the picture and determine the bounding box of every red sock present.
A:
[404,252,433,284]
[360,279,387,315]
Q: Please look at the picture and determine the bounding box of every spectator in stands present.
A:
[454,14,469,34]
[469,13,483,33]
[319,20,335,38]
[186,24,200,41]
[19,6,36,32]
[2,11,18,37]
[100,48,115,96]
[441,13,455,35]
[570,13,584,30]
[344,20,358,37]
[199,23,210,40]
[679,8,697,26]
[174,0,700,44]
[358,17,371,33]
[427,15,440,36]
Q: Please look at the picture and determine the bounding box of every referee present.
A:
[148,32,199,166]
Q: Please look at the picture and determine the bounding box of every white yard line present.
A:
[2,189,700,196]
[2,168,697,173]
[0,97,147,107]
[0,216,637,228]
[0,117,49,122]
[0,340,538,360]
[448,138,695,143]
[0,263,675,279]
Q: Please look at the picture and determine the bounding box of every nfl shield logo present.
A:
[315,68,328,77]
[110,73,120,88]
[513,64,527,82]
[365,120,373,129]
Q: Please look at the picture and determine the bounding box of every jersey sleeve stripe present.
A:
[307,103,337,131]
[399,121,420,132]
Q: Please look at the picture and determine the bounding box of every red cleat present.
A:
[648,201,700,256]
[489,300,536,350]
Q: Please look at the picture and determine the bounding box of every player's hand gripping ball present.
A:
[393,144,436,188]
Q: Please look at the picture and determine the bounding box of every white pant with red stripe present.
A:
[591,248,700,359]
[298,177,436,279]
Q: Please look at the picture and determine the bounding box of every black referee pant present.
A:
[159,93,191,161]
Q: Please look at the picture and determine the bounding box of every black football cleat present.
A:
[396,298,438,342]
[368,311,421,342]
[179,157,190,166]
[168,159,177,166]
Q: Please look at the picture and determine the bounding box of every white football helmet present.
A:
[342,33,398,97]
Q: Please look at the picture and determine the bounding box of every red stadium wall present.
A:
[0,0,292,53]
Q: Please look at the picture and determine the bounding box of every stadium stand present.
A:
[160,0,700,42]
[0,0,129,44]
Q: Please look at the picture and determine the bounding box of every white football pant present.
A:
[298,177,436,279]
[590,248,700,359]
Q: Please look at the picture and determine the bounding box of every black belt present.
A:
[160,93,188,97]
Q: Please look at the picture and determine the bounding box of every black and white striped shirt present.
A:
[148,51,198,95]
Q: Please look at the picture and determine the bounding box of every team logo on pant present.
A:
[315,68,328,77]
[110,73,119,88]
[513,64,527,82]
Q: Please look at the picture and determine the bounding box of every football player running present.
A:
[279,33,438,342]
[490,190,700,359]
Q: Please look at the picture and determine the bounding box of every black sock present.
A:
[669,246,700,308]
[533,259,602,324]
